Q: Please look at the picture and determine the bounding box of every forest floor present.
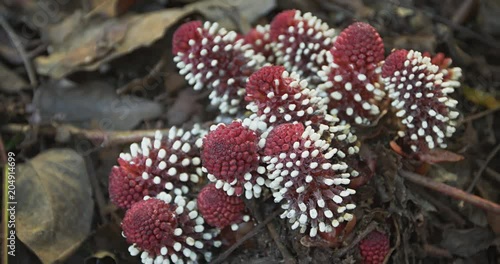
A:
[1,0,500,263]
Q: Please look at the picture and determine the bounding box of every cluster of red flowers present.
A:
[109,9,461,264]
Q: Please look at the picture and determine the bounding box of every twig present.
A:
[451,0,477,25]
[399,170,500,214]
[1,123,169,147]
[476,160,500,184]
[211,209,282,264]
[467,143,500,192]
[246,199,296,264]
[0,15,37,87]
[422,244,452,258]
[459,107,500,125]
[264,221,296,264]
[333,221,378,258]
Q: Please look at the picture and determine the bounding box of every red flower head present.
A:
[382,49,460,155]
[197,183,250,230]
[173,21,264,114]
[269,10,337,82]
[244,24,275,64]
[263,123,359,237]
[318,22,385,125]
[245,65,337,127]
[331,22,385,70]
[121,193,221,263]
[109,127,205,209]
[201,120,266,199]
[359,230,390,264]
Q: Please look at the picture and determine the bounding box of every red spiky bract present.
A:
[172,21,203,54]
[317,22,385,125]
[122,194,220,263]
[173,21,262,114]
[331,22,385,70]
[245,65,333,126]
[108,128,204,209]
[269,10,336,81]
[263,123,358,237]
[202,121,258,179]
[263,122,304,156]
[201,121,260,197]
[382,49,460,155]
[122,198,177,255]
[109,165,164,209]
[244,25,275,64]
[269,10,297,37]
[381,49,409,78]
[359,231,390,264]
[197,183,246,229]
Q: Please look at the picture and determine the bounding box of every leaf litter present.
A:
[1,0,500,263]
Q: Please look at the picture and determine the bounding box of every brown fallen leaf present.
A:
[35,7,191,78]
[16,149,93,264]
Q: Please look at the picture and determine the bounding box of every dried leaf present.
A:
[440,228,494,257]
[17,149,93,264]
[35,7,191,78]
[32,80,163,130]
[463,85,500,109]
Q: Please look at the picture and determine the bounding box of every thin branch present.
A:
[422,244,452,259]
[211,209,282,264]
[1,123,169,147]
[459,107,500,125]
[451,0,476,25]
[0,15,37,87]
[475,160,500,184]
[249,201,296,264]
[467,143,500,192]
[399,170,500,214]
[333,221,378,258]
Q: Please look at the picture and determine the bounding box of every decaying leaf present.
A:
[35,7,191,78]
[17,149,93,264]
[32,80,163,130]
